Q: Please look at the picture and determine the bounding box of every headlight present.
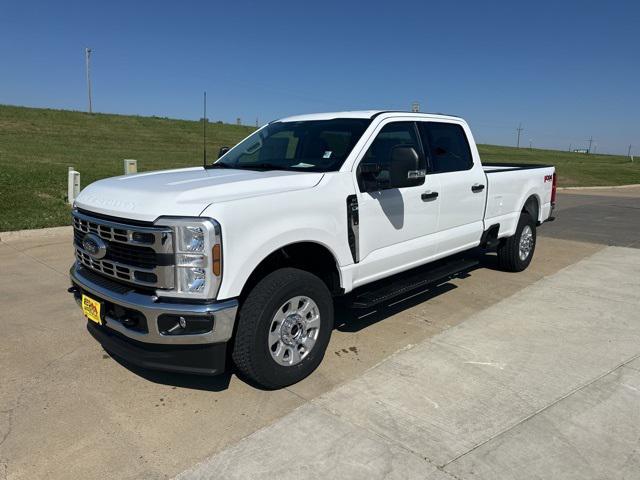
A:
[154,217,222,299]
[179,226,205,252]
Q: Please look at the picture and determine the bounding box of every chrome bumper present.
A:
[70,263,238,346]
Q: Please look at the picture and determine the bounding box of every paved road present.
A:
[541,188,640,248]
[0,186,638,479]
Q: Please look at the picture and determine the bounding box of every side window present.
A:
[358,122,425,191]
[419,122,473,173]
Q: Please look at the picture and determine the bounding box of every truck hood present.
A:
[75,167,324,222]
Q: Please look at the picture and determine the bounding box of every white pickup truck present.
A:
[69,111,556,388]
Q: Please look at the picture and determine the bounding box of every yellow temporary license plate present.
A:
[82,294,102,325]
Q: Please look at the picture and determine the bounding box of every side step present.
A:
[351,258,479,309]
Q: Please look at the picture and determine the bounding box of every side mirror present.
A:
[390,146,425,188]
[218,146,230,158]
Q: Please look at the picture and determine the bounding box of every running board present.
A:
[351,258,479,309]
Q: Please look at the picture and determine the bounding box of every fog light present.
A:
[158,314,213,335]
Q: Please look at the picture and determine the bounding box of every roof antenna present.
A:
[202,91,207,167]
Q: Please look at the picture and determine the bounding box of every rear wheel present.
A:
[497,213,536,272]
[232,268,333,389]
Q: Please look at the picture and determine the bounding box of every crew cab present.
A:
[69,111,556,389]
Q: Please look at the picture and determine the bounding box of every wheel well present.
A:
[240,242,342,300]
[522,195,540,224]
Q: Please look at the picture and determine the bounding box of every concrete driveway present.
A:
[0,189,637,479]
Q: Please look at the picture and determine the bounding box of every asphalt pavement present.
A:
[543,187,640,248]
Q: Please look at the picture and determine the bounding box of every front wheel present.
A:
[497,212,537,272]
[232,268,333,389]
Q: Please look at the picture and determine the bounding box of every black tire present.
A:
[232,268,333,389]
[497,213,536,272]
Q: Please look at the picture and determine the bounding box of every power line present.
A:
[587,136,593,154]
[85,48,93,113]
[516,123,524,148]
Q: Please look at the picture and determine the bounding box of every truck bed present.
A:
[482,162,554,173]
[481,162,555,239]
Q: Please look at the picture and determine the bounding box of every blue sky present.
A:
[1,0,638,154]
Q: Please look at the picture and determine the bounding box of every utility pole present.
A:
[569,143,572,152]
[516,123,524,148]
[203,91,207,167]
[628,144,632,157]
[85,48,93,113]
[587,136,593,154]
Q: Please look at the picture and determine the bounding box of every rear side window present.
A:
[419,122,473,173]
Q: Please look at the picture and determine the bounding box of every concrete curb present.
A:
[0,225,72,242]
[558,183,640,190]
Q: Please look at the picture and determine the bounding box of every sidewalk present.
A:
[177,246,640,480]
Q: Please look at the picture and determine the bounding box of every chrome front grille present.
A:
[72,210,174,289]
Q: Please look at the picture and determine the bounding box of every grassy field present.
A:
[0,105,254,231]
[1,105,638,231]
[478,143,640,188]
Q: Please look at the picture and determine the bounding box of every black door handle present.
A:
[421,191,439,201]
[471,184,485,193]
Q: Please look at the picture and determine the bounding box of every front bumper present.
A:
[86,321,228,375]
[70,263,238,374]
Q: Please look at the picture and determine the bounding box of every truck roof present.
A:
[278,110,462,123]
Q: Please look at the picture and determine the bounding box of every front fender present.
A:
[221,228,345,299]
[200,182,353,300]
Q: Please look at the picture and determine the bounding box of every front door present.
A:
[353,121,441,287]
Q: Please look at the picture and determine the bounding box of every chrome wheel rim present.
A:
[519,225,534,261]
[268,296,321,366]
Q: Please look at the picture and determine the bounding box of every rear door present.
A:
[418,121,486,256]
[353,120,441,286]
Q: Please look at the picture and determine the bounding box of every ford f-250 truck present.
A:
[69,111,556,389]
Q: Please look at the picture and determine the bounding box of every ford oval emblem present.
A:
[82,233,107,260]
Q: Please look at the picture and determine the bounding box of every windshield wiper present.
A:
[205,162,233,169]
[234,162,291,171]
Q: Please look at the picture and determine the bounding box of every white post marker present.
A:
[67,170,80,205]
[124,159,137,175]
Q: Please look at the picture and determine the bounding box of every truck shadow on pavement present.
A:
[334,282,459,333]
[108,355,234,392]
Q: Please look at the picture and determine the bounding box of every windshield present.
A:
[213,119,371,172]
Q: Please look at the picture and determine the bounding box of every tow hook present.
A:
[68,286,79,294]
